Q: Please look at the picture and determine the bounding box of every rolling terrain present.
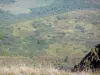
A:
[0,0,100,72]
[0,9,100,68]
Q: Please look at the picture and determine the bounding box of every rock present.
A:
[72,44,100,72]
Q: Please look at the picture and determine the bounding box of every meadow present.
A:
[0,65,99,75]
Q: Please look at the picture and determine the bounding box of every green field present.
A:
[0,9,100,68]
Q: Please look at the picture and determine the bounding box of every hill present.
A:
[16,0,100,19]
[0,9,100,68]
[29,0,100,17]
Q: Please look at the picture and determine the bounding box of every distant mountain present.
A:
[16,0,100,19]
[0,9,15,21]
[0,0,100,20]
[29,0,100,17]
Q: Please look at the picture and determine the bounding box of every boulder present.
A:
[72,44,100,72]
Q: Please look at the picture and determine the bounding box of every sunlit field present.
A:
[0,65,99,75]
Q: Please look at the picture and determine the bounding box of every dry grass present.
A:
[0,65,99,75]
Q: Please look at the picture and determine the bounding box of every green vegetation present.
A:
[0,9,100,68]
[0,33,4,40]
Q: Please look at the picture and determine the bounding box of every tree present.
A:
[64,56,68,63]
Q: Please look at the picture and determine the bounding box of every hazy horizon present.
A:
[0,0,54,14]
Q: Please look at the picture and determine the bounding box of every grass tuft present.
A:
[0,65,98,75]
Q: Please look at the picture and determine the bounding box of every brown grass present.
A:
[0,65,99,75]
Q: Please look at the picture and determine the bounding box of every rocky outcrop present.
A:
[72,44,100,72]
